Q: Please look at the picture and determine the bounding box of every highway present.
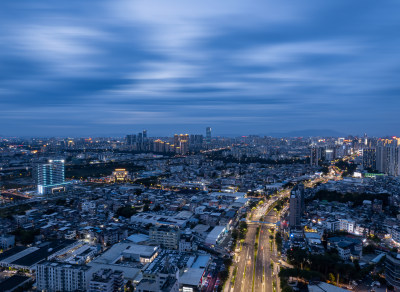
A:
[225,198,282,292]
[225,174,333,292]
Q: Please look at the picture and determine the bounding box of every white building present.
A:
[339,219,355,233]
[205,226,226,245]
[36,261,92,292]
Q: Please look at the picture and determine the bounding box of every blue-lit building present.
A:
[36,159,67,195]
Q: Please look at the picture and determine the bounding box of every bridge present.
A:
[248,220,280,226]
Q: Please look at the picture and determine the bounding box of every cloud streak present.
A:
[1,0,400,136]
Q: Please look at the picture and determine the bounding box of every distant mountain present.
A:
[267,129,347,138]
[216,129,348,138]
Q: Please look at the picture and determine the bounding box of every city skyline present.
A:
[1,1,400,136]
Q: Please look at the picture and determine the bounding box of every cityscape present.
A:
[1,132,400,292]
[2,0,400,292]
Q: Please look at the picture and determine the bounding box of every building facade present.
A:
[36,159,67,195]
[149,225,181,250]
[289,184,304,228]
[386,253,400,290]
[36,261,91,292]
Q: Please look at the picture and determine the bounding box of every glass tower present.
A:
[36,159,66,195]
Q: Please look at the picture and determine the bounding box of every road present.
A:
[225,200,281,292]
[225,175,333,292]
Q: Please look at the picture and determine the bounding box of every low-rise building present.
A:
[89,268,124,292]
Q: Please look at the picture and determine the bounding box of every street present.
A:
[225,203,280,292]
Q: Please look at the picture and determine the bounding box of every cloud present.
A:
[1,0,400,136]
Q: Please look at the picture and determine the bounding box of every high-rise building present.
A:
[206,127,212,144]
[289,184,305,228]
[195,134,203,145]
[143,130,147,139]
[179,134,189,155]
[125,134,136,146]
[363,148,376,170]
[376,139,400,176]
[364,133,368,146]
[172,134,189,155]
[153,139,165,153]
[310,147,320,166]
[36,159,67,195]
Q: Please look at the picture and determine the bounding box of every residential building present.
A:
[36,261,91,292]
[386,252,400,290]
[149,225,181,250]
[89,269,124,292]
[289,184,304,228]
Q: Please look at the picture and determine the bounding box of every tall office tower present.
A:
[206,127,212,143]
[289,184,304,228]
[337,137,344,145]
[310,147,319,166]
[363,148,376,170]
[143,130,147,139]
[36,159,66,195]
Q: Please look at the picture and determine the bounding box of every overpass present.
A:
[248,220,280,226]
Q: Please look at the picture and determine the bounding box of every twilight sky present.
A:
[1,0,400,137]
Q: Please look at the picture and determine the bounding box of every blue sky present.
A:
[1,0,400,137]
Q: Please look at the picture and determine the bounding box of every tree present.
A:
[328,273,336,284]
[363,244,376,254]
[287,247,308,269]
[115,205,136,218]
[282,287,293,292]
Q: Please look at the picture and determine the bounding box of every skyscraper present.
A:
[363,148,376,170]
[172,134,189,155]
[126,134,136,146]
[179,134,189,155]
[36,159,67,195]
[289,184,305,228]
[206,127,212,144]
[310,147,319,166]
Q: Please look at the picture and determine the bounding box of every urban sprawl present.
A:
[1,130,400,292]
